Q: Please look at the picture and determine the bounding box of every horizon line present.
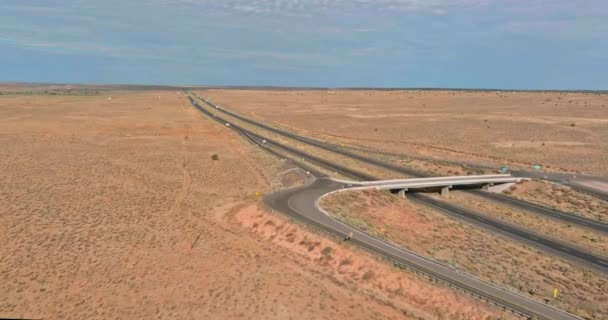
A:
[1,81,607,94]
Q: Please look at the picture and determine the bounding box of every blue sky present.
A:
[1,0,607,89]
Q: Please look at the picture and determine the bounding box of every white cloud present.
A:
[0,36,165,60]
[167,0,492,15]
[165,0,608,18]
[207,48,326,63]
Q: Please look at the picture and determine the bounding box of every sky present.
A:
[1,0,607,89]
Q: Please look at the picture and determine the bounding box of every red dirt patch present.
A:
[235,204,517,320]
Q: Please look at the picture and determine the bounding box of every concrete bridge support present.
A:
[398,189,407,199]
[484,182,515,193]
[441,186,451,197]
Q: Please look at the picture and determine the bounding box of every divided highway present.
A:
[188,93,608,273]
[237,120,608,272]
[185,93,582,320]
[193,93,608,235]
[265,179,580,320]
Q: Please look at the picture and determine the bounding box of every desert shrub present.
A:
[321,246,333,255]
[361,270,375,281]
[339,258,353,266]
[285,233,296,243]
[309,241,320,251]
[211,154,219,160]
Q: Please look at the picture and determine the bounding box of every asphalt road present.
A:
[472,190,608,233]
[264,177,579,320]
[240,115,608,273]
[188,93,608,273]
[242,129,583,320]
[185,92,589,320]
[512,170,608,201]
[409,193,608,272]
[192,93,608,234]
[347,144,608,201]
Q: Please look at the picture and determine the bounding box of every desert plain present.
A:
[1,85,607,319]
[1,87,515,319]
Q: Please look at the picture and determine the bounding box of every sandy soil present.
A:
[355,148,492,177]
[1,90,511,319]
[191,95,400,180]
[198,89,608,175]
[429,190,608,256]
[509,180,608,222]
[320,189,608,319]
[235,205,515,320]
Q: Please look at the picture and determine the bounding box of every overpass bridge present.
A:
[340,174,525,197]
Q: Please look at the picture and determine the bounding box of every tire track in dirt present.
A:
[167,129,193,247]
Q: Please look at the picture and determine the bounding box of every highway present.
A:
[236,124,608,272]
[235,128,578,320]
[474,191,608,232]
[360,175,523,191]
[240,121,608,273]
[187,93,608,272]
[186,93,608,271]
[347,145,608,201]
[185,92,590,320]
[350,174,518,186]
[193,93,608,235]
[512,170,608,201]
[263,177,579,320]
